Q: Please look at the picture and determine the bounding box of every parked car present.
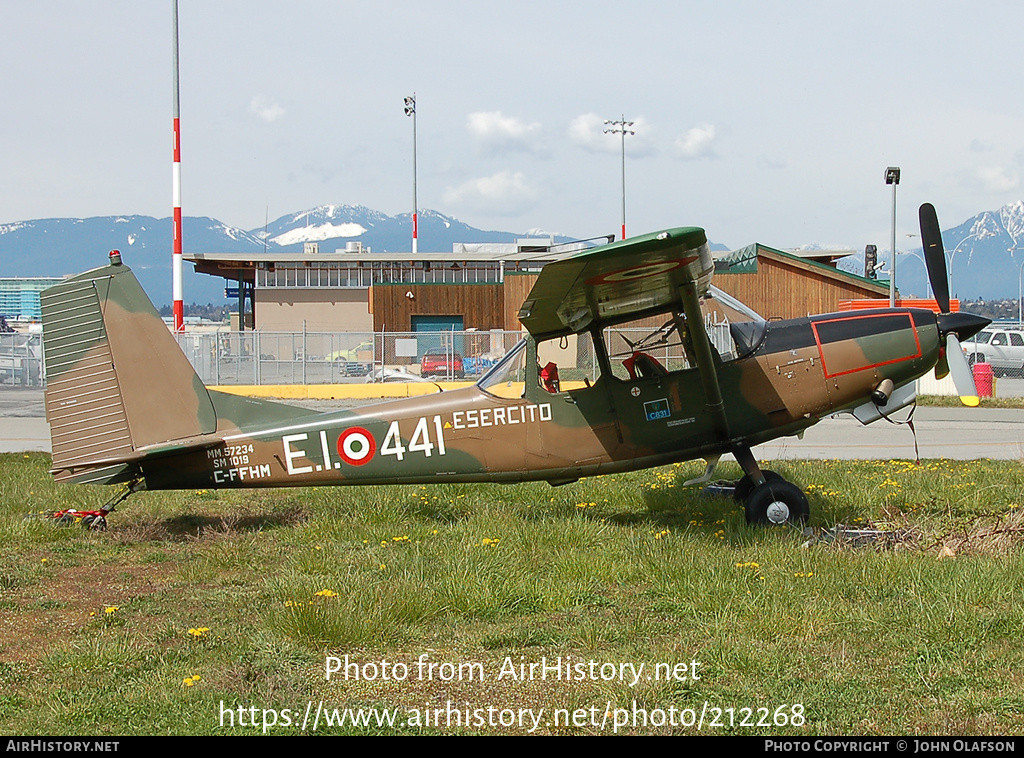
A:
[420,350,464,379]
[962,328,1024,376]
[326,340,375,362]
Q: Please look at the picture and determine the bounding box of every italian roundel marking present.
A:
[585,256,697,286]
[337,427,376,466]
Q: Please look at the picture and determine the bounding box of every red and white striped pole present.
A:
[171,0,184,332]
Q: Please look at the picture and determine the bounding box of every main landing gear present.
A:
[731,446,809,527]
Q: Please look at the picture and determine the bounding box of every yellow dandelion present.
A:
[314,589,338,598]
[104,606,119,615]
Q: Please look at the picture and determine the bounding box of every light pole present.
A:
[903,233,929,298]
[1018,258,1024,326]
[946,232,980,300]
[404,94,418,254]
[604,115,635,241]
[1011,244,1024,325]
[898,250,929,298]
[885,167,900,307]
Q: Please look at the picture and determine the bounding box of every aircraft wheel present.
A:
[82,515,107,532]
[744,480,809,527]
[733,470,784,503]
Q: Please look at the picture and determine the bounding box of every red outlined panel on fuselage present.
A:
[811,312,922,378]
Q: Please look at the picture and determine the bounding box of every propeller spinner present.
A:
[918,203,991,406]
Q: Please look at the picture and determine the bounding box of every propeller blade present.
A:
[934,351,950,380]
[919,203,951,313]
[946,334,980,407]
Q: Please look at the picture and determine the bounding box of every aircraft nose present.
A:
[936,312,991,341]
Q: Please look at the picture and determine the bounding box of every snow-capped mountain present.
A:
[0,207,548,306]
[6,202,1024,307]
[257,205,525,253]
[0,215,264,306]
[886,201,1024,300]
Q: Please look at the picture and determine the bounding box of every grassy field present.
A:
[3,453,1024,735]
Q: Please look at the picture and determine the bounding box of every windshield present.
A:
[477,338,528,398]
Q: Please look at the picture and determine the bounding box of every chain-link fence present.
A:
[5,321,740,389]
[0,332,43,387]
[175,330,527,385]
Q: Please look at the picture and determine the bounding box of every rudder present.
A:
[41,254,217,482]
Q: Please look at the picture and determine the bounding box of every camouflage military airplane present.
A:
[40,203,989,528]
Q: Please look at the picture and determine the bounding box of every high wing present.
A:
[517,227,713,340]
[518,225,730,449]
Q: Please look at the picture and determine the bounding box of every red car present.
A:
[420,350,464,379]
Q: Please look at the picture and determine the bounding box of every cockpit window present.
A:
[536,332,602,392]
[601,286,765,379]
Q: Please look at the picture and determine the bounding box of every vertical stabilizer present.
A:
[42,256,216,481]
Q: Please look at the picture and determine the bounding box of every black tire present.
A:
[732,469,784,503]
[744,480,809,526]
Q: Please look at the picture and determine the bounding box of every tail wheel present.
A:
[745,480,809,526]
[733,470,784,503]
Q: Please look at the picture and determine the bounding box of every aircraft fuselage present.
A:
[135,307,941,491]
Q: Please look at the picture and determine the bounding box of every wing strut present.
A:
[680,282,769,487]
[680,282,730,442]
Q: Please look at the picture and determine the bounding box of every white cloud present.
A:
[467,111,545,156]
[443,170,538,216]
[249,95,285,123]
[975,165,1019,193]
[673,124,716,160]
[568,113,656,157]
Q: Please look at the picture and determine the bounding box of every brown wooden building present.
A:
[713,244,889,320]
[186,240,888,334]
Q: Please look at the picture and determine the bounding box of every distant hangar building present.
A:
[0,277,65,322]
[185,239,888,334]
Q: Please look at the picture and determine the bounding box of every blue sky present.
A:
[4,1,1024,252]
